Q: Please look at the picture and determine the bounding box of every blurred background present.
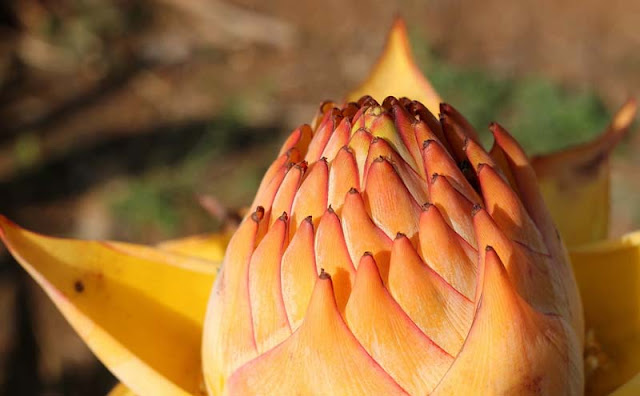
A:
[0,0,638,394]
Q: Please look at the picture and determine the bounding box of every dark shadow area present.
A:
[0,118,283,217]
[0,60,151,141]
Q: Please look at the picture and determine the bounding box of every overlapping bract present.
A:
[202,95,585,395]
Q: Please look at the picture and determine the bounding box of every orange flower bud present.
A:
[202,98,585,395]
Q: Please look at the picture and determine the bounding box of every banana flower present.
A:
[1,19,638,396]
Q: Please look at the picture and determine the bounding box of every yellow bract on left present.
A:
[0,215,224,396]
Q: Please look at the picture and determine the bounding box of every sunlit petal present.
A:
[0,216,215,396]
[570,232,640,395]
[156,232,230,263]
[533,99,637,246]
[610,372,640,396]
[345,18,441,113]
[108,383,136,396]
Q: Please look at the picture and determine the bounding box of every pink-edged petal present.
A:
[321,117,351,160]
[248,214,291,353]
[363,156,422,239]
[281,217,317,330]
[314,207,355,313]
[269,163,305,225]
[388,234,473,356]
[423,139,481,204]
[328,146,360,210]
[290,158,328,234]
[341,188,392,279]
[365,137,429,205]
[345,253,454,394]
[202,210,263,395]
[477,163,548,254]
[432,247,583,395]
[224,273,407,395]
[428,173,477,247]
[419,203,477,299]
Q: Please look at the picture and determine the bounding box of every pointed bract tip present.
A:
[284,148,297,162]
[342,103,359,119]
[395,232,406,240]
[382,96,399,109]
[485,245,495,253]
[439,102,452,114]
[348,187,359,194]
[0,215,7,239]
[278,212,289,222]
[421,202,434,211]
[362,251,373,257]
[318,100,335,114]
[471,204,483,216]
[340,145,353,154]
[251,206,265,222]
[462,137,470,151]
[319,268,331,280]
[391,15,408,31]
[422,139,435,149]
[344,17,441,112]
[327,205,335,214]
[297,161,309,172]
[612,98,637,131]
[431,173,440,184]
[477,162,487,173]
[303,215,313,224]
[488,121,503,135]
[359,95,380,108]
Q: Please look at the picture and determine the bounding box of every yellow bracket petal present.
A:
[570,231,640,395]
[610,372,640,396]
[108,383,137,396]
[345,17,442,113]
[533,99,637,247]
[157,232,231,263]
[0,216,216,396]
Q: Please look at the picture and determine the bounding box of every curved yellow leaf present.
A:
[570,231,640,395]
[0,216,217,396]
[533,99,637,247]
[157,232,230,263]
[610,372,640,396]
[345,18,441,113]
[108,383,137,396]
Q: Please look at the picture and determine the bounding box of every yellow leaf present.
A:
[157,232,230,263]
[345,18,441,114]
[533,99,637,247]
[570,231,640,395]
[0,216,217,396]
[610,372,640,396]
[108,383,137,396]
